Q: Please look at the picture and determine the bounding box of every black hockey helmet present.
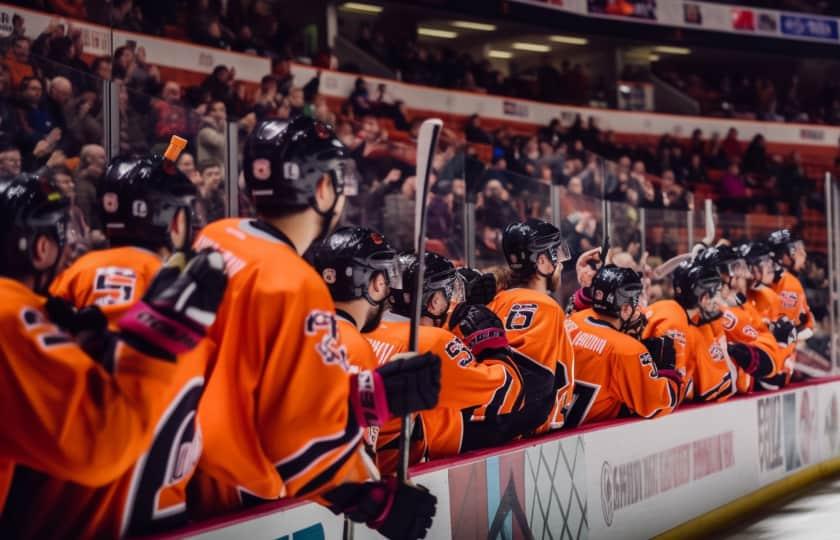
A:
[502,219,570,279]
[99,153,197,250]
[390,251,463,324]
[673,260,721,310]
[313,226,401,304]
[739,241,773,266]
[591,265,643,318]
[0,173,69,284]
[243,116,357,216]
[767,229,804,265]
[695,245,747,279]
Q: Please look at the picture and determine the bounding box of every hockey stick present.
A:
[398,118,443,484]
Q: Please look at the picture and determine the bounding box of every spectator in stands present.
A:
[0,63,19,143]
[43,164,90,265]
[73,144,106,235]
[271,57,294,96]
[5,36,34,89]
[660,170,689,211]
[477,178,519,231]
[110,0,145,32]
[349,77,372,118]
[202,65,236,108]
[197,160,226,223]
[0,14,25,52]
[742,134,767,175]
[465,114,492,144]
[427,180,455,248]
[197,100,227,170]
[0,142,22,180]
[16,77,63,170]
[685,153,708,186]
[64,87,105,155]
[152,81,191,149]
[176,151,202,186]
[91,56,112,82]
[288,86,305,118]
[719,161,750,213]
[383,174,421,251]
[721,127,742,162]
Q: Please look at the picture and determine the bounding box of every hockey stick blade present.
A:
[399,118,443,484]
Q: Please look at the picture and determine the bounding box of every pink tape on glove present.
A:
[118,301,203,356]
[658,369,683,388]
[573,288,592,311]
[350,370,391,427]
[367,477,398,530]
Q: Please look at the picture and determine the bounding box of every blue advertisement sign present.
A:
[780,14,839,41]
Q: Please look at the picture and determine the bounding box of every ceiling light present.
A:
[452,21,496,31]
[654,46,691,55]
[418,27,458,39]
[488,50,513,59]
[512,42,551,52]
[649,54,660,61]
[340,2,383,14]
[549,35,588,45]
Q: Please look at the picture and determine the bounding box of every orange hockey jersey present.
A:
[565,309,678,427]
[364,316,517,472]
[770,270,813,330]
[722,303,792,389]
[189,219,373,516]
[2,343,211,538]
[50,247,163,327]
[0,277,178,517]
[487,287,574,431]
[644,300,736,402]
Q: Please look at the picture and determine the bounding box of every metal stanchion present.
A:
[226,121,239,218]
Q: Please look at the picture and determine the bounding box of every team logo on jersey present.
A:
[102,192,119,213]
[709,340,726,362]
[665,329,686,346]
[722,311,738,331]
[252,159,272,180]
[780,291,798,309]
[305,310,350,371]
[505,303,538,330]
[93,267,138,306]
[444,338,474,367]
[322,268,337,284]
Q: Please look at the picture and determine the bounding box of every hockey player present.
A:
[486,219,575,431]
[364,252,529,471]
[189,117,436,540]
[311,226,442,449]
[644,261,737,402]
[565,265,681,427]
[696,245,779,392]
[3,151,226,538]
[50,141,198,328]
[741,241,797,386]
[767,229,814,338]
[0,175,227,528]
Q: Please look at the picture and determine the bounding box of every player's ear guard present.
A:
[118,249,228,360]
[351,352,441,427]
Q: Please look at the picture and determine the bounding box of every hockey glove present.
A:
[45,296,107,335]
[727,343,774,378]
[449,303,508,358]
[770,316,797,346]
[641,335,682,387]
[326,478,437,540]
[351,352,441,426]
[118,249,227,360]
[458,267,497,306]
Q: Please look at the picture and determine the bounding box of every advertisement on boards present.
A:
[587,0,657,20]
[780,14,839,41]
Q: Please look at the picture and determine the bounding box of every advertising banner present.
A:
[780,14,839,41]
[168,380,840,540]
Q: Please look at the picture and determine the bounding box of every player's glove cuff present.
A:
[350,370,391,427]
[118,301,205,359]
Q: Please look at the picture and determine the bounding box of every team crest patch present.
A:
[102,192,119,213]
[780,291,798,309]
[252,159,271,180]
[722,311,737,331]
[322,268,337,284]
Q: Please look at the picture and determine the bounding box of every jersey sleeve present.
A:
[612,342,678,419]
[722,309,760,345]
[0,305,177,487]
[434,333,514,413]
[643,306,691,394]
